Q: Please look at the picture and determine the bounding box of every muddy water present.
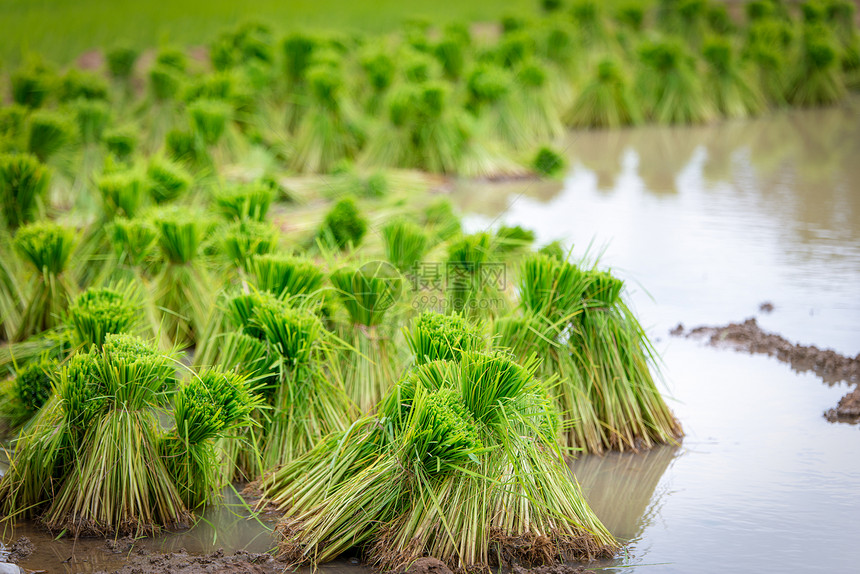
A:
[458,99,860,573]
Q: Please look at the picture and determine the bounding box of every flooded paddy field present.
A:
[3,98,859,574]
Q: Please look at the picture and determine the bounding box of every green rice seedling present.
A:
[702,36,766,119]
[251,253,325,300]
[220,219,278,273]
[843,38,860,90]
[160,368,259,508]
[824,0,857,47]
[360,49,396,113]
[423,198,461,241]
[240,294,351,467]
[746,0,791,22]
[213,181,274,221]
[532,146,567,177]
[706,3,736,35]
[445,232,509,318]
[146,156,192,204]
[433,35,466,81]
[188,98,233,146]
[283,33,320,89]
[539,240,568,261]
[13,221,76,339]
[330,262,404,412]
[97,169,145,219]
[156,47,188,71]
[262,350,617,570]
[542,0,563,13]
[211,22,274,71]
[493,225,536,257]
[637,37,716,125]
[615,2,645,31]
[152,209,213,346]
[291,65,362,173]
[566,58,643,128]
[317,196,367,250]
[381,218,429,273]
[7,358,56,428]
[73,98,111,144]
[11,60,55,109]
[661,0,710,49]
[0,104,27,150]
[0,153,51,230]
[165,128,203,164]
[108,217,158,271]
[26,110,75,162]
[465,63,528,149]
[743,19,795,106]
[570,0,613,50]
[511,60,564,143]
[58,69,109,102]
[102,124,138,160]
[788,26,846,107]
[149,64,184,101]
[495,30,535,69]
[403,311,483,366]
[67,284,141,348]
[107,46,139,79]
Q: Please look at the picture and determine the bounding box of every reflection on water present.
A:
[457,98,860,573]
[569,445,680,541]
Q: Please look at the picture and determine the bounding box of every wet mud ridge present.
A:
[92,548,285,574]
[670,317,860,423]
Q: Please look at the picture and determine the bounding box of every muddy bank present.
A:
[671,317,860,422]
[92,548,283,574]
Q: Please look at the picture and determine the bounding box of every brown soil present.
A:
[5,537,35,564]
[511,565,591,574]
[403,557,454,574]
[671,317,860,422]
[91,548,283,574]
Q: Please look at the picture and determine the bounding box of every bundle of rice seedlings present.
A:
[291,65,362,173]
[67,284,141,347]
[213,181,274,221]
[381,218,429,273]
[108,217,158,272]
[283,33,319,90]
[0,153,51,230]
[316,196,367,250]
[360,49,396,113]
[106,46,139,79]
[149,64,184,101]
[0,335,191,535]
[160,368,260,508]
[511,60,564,143]
[211,22,274,71]
[445,232,509,318]
[423,198,461,241]
[73,99,111,145]
[152,209,213,346]
[6,358,56,429]
[220,219,278,273]
[465,63,528,149]
[13,221,76,340]
[102,124,138,160]
[824,0,857,47]
[532,146,567,177]
[403,310,483,366]
[26,110,75,162]
[615,2,645,31]
[570,0,613,51]
[57,69,108,103]
[433,35,466,81]
[565,58,643,128]
[330,262,404,412]
[260,350,617,571]
[251,253,325,300]
[188,98,233,146]
[743,18,795,106]
[787,26,846,107]
[10,60,56,109]
[636,37,716,125]
[165,128,203,164]
[97,169,145,219]
[746,0,791,23]
[146,156,192,204]
[702,36,766,118]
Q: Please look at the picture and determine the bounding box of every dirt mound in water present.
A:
[671,317,860,423]
[511,565,591,574]
[92,548,283,574]
[3,537,35,564]
[402,557,453,574]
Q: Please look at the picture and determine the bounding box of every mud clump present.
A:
[3,537,35,564]
[511,565,591,574]
[92,548,283,574]
[672,317,860,423]
[403,557,453,574]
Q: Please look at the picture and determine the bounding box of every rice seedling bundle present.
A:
[283,33,320,89]
[102,124,138,160]
[220,219,278,273]
[317,196,367,250]
[213,181,274,221]
[788,25,846,107]
[6,358,56,428]
[165,128,203,164]
[260,350,617,571]
[445,232,508,318]
[146,156,192,204]
[210,22,274,71]
[637,37,716,125]
[381,218,429,273]
[702,36,765,119]
[824,0,857,47]
[73,98,111,144]
[27,110,74,162]
[97,170,144,219]
[532,146,567,177]
[743,19,795,106]
[10,61,55,109]
[188,98,233,146]
[251,253,325,300]
[106,46,139,79]
[67,284,140,348]
[403,310,483,366]
[615,2,645,32]
[108,217,158,270]
[565,58,643,128]
[466,63,529,149]
[330,262,404,412]
[423,198,462,241]
[291,65,362,173]
[149,64,184,101]
[433,35,466,81]
[13,221,76,339]
[360,49,396,113]
[570,0,613,51]
[511,60,564,143]
[152,209,213,346]
[0,153,51,230]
